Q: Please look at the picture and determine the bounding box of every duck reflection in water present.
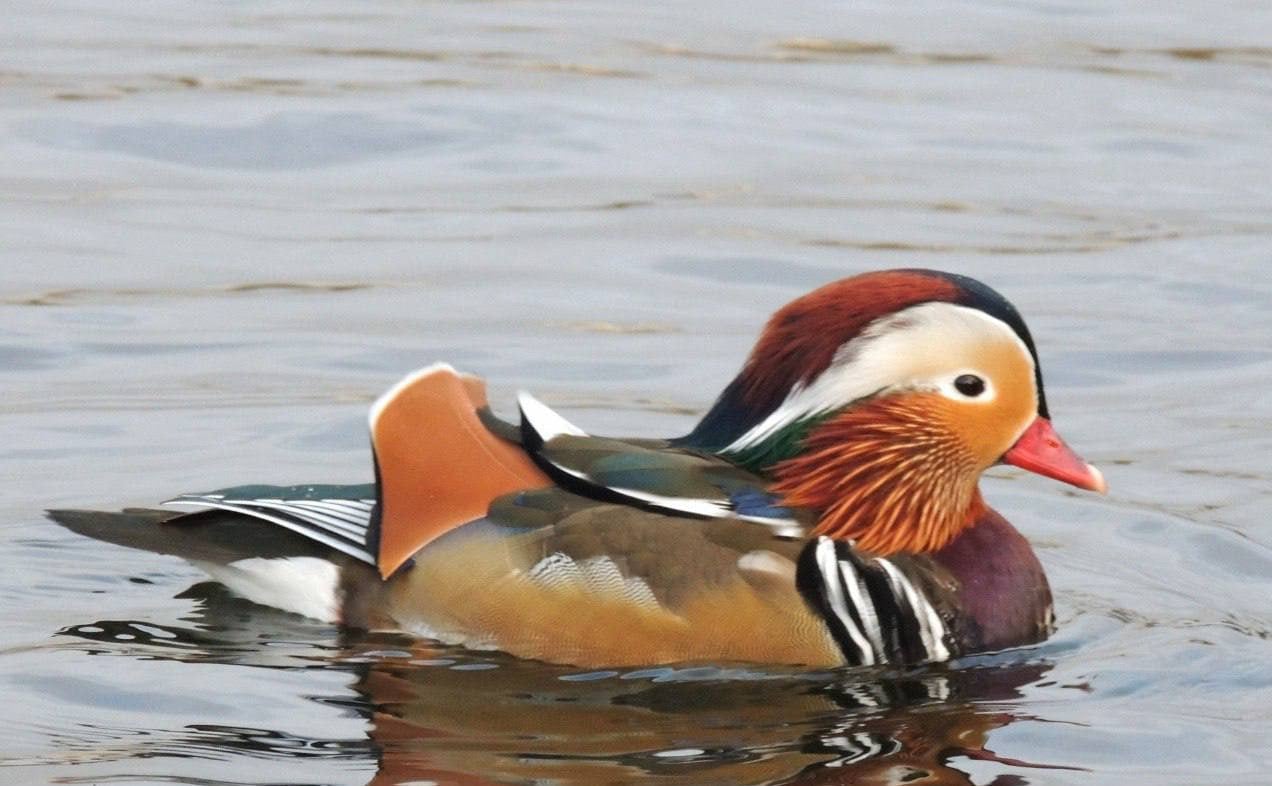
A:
[58,585,1081,786]
[361,647,1076,786]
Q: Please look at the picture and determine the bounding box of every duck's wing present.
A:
[391,486,842,667]
[515,392,804,536]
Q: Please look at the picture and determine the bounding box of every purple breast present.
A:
[933,508,1053,653]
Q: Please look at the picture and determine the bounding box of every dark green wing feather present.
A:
[515,393,805,532]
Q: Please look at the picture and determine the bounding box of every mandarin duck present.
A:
[52,269,1105,668]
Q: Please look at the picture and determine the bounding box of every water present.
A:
[3,1,1272,783]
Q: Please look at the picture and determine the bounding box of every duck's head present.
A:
[680,268,1104,555]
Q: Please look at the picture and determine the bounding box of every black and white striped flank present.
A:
[796,536,952,666]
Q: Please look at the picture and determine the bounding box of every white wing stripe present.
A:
[164,499,375,565]
[287,499,375,514]
[269,499,376,531]
[239,500,369,540]
[517,391,587,439]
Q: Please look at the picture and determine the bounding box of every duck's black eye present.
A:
[954,374,986,397]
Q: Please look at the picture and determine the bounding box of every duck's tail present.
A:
[46,507,331,564]
[47,507,383,624]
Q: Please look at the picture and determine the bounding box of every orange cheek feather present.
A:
[946,342,1040,468]
[771,395,987,556]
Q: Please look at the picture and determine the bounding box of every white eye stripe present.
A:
[724,303,1031,453]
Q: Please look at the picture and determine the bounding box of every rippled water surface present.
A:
[4,1,1272,784]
